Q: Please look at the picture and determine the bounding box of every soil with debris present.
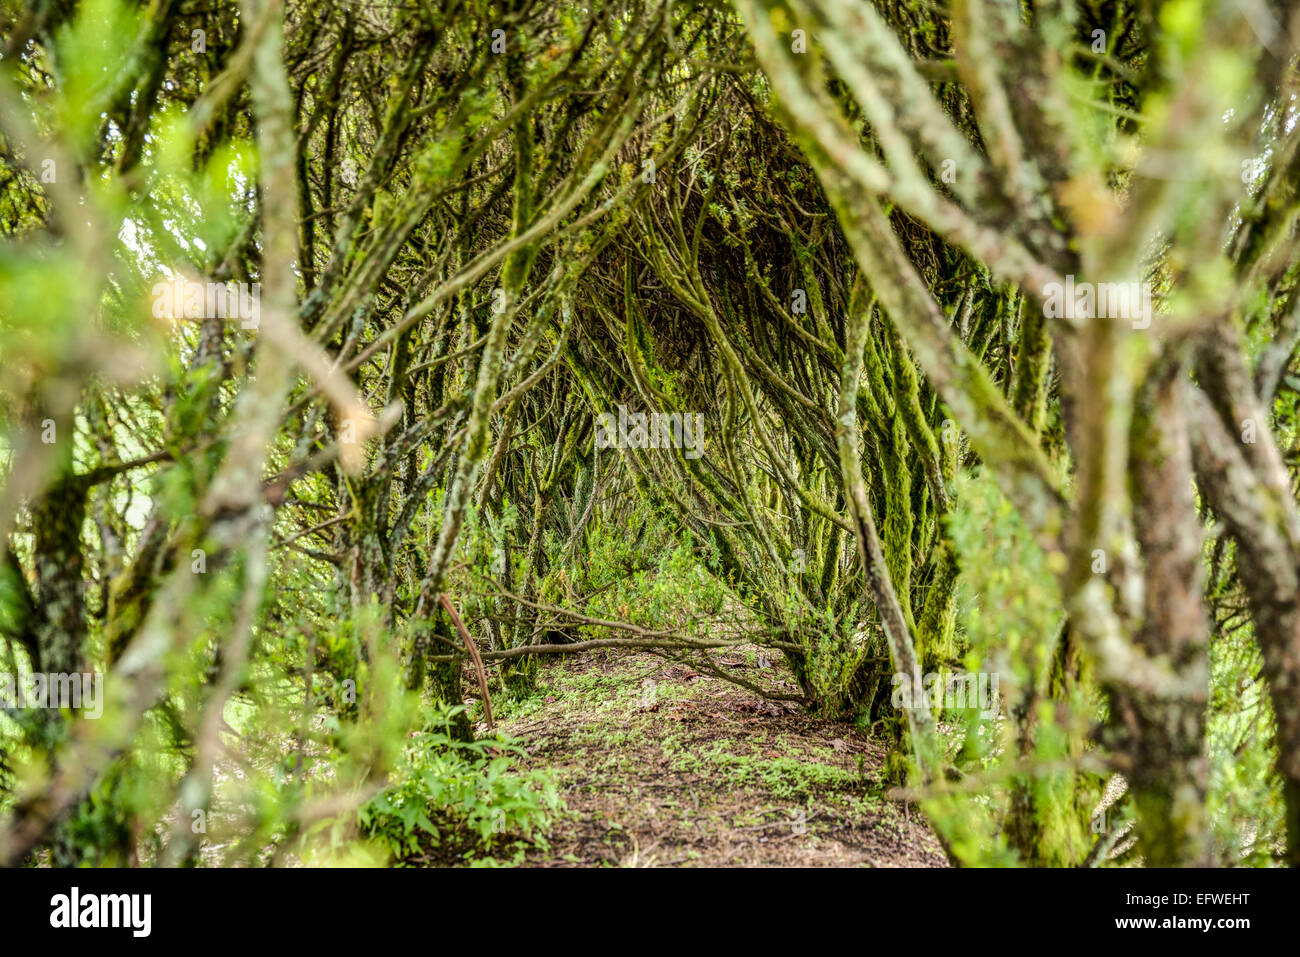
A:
[482,649,948,867]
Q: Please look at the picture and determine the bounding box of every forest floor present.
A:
[478,648,948,867]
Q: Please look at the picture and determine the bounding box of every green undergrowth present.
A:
[357,707,563,866]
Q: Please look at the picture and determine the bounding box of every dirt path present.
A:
[490,649,948,867]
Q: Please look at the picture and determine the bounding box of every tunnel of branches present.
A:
[3,0,1300,867]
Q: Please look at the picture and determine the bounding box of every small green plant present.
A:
[358,707,562,864]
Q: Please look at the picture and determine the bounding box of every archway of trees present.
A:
[1,0,1298,867]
